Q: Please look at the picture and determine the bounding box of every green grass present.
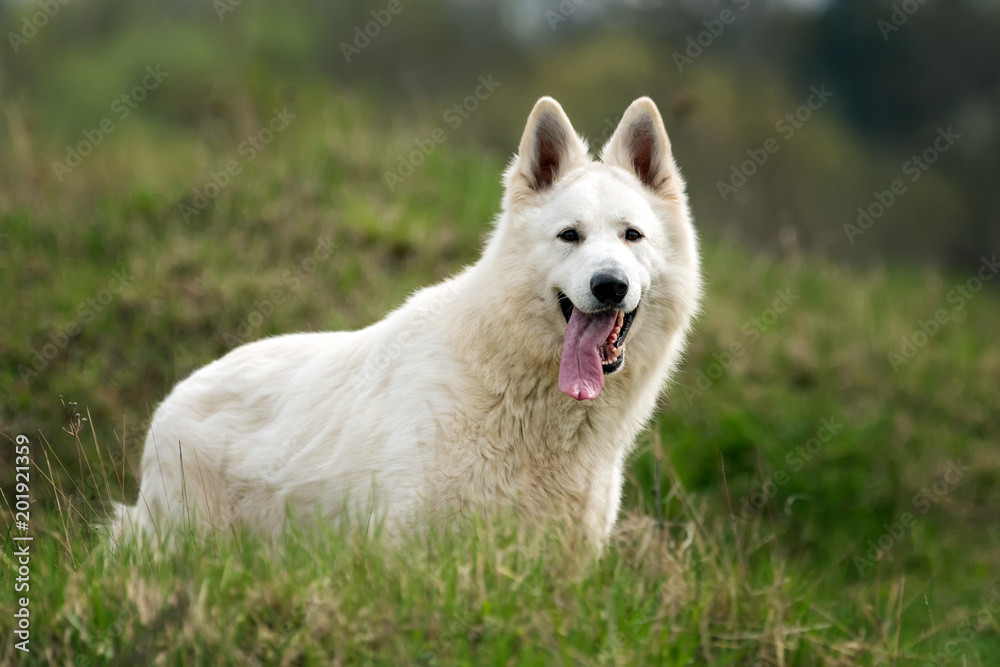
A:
[2,89,999,665]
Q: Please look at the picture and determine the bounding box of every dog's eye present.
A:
[624,228,643,242]
[558,229,580,242]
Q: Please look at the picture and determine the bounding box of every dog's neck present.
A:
[444,251,648,451]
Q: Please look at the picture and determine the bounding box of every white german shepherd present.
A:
[112,97,702,547]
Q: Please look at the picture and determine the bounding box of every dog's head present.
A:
[498,97,701,401]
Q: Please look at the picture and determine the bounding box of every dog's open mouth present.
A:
[557,292,638,400]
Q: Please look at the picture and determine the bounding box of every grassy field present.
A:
[2,89,999,665]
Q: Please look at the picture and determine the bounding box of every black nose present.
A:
[591,272,629,305]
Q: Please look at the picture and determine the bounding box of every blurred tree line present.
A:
[2,0,998,270]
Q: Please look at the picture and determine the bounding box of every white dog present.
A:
[111,96,702,547]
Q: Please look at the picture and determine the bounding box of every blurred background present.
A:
[4,0,1000,267]
[2,1,1000,660]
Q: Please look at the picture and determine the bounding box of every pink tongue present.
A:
[559,307,618,400]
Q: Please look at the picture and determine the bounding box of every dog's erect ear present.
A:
[601,97,678,197]
[506,97,589,204]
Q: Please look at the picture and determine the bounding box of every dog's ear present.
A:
[505,97,589,205]
[601,97,679,198]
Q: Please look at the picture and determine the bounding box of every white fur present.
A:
[111,97,702,548]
